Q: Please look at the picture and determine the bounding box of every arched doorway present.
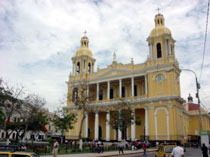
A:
[99,125,102,140]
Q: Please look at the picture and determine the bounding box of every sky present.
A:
[0,0,209,112]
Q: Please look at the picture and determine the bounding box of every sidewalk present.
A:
[40,148,157,157]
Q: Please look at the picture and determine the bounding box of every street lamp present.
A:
[181,69,202,138]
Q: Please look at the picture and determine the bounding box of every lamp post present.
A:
[181,69,202,140]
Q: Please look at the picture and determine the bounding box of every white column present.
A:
[96,83,99,101]
[84,112,88,138]
[72,63,75,75]
[131,77,134,97]
[164,40,168,56]
[126,127,129,140]
[119,79,122,98]
[145,75,147,95]
[168,41,171,55]
[114,129,117,140]
[94,112,99,140]
[106,111,110,141]
[145,108,148,137]
[131,109,136,141]
[118,129,122,141]
[107,81,110,99]
[118,110,122,141]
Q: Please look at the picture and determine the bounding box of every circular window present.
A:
[155,74,165,83]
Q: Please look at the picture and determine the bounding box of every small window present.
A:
[157,43,162,58]
[88,63,91,73]
[77,62,80,73]
[110,89,114,99]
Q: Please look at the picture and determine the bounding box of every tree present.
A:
[0,79,48,141]
[53,108,77,143]
[111,101,141,140]
[67,77,90,150]
[0,80,25,139]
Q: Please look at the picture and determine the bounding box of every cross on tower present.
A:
[84,30,87,36]
[156,7,161,14]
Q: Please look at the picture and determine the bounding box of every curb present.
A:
[95,149,157,157]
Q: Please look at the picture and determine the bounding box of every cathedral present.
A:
[65,13,210,144]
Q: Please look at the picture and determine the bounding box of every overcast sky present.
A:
[0,0,209,112]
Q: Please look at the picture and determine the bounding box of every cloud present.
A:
[0,0,209,111]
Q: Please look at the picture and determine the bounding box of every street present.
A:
[122,148,202,157]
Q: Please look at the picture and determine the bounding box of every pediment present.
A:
[95,68,132,80]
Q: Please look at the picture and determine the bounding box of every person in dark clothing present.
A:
[201,143,209,157]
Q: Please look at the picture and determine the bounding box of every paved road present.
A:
[122,148,202,157]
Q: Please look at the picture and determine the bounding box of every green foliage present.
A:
[111,105,141,139]
[28,110,49,132]
[53,109,77,134]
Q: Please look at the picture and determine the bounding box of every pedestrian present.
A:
[118,141,124,154]
[52,140,59,157]
[171,143,184,157]
[201,143,209,157]
[142,142,147,157]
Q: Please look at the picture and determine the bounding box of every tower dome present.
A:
[149,13,171,37]
[76,35,93,57]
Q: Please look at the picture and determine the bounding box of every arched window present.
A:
[77,62,80,73]
[72,88,78,104]
[157,43,162,58]
[88,63,91,73]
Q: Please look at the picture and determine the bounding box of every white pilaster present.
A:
[97,83,99,101]
[119,79,122,98]
[72,63,75,75]
[131,109,136,141]
[107,81,110,99]
[106,111,110,141]
[131,77,134,97]
[84,112,88,138]
[145,75,148,95]
[94,112,99,140]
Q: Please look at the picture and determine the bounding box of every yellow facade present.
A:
[65,13,210,144]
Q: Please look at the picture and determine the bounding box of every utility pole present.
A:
[182,69,202,143]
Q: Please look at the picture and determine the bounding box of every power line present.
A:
[199,0,210,81]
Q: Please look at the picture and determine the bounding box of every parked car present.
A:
[0,151,39,157]
[155,144,176,157]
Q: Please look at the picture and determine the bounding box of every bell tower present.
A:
[147,13,176,63]
[71,32,96,75]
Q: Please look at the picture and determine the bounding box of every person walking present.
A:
[201,143,209,157]
[118,141,124,154]
[52,140,59,157]
[142,142,147,157]
[171,143,184,157]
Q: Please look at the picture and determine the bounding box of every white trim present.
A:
[154,107,169,140]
